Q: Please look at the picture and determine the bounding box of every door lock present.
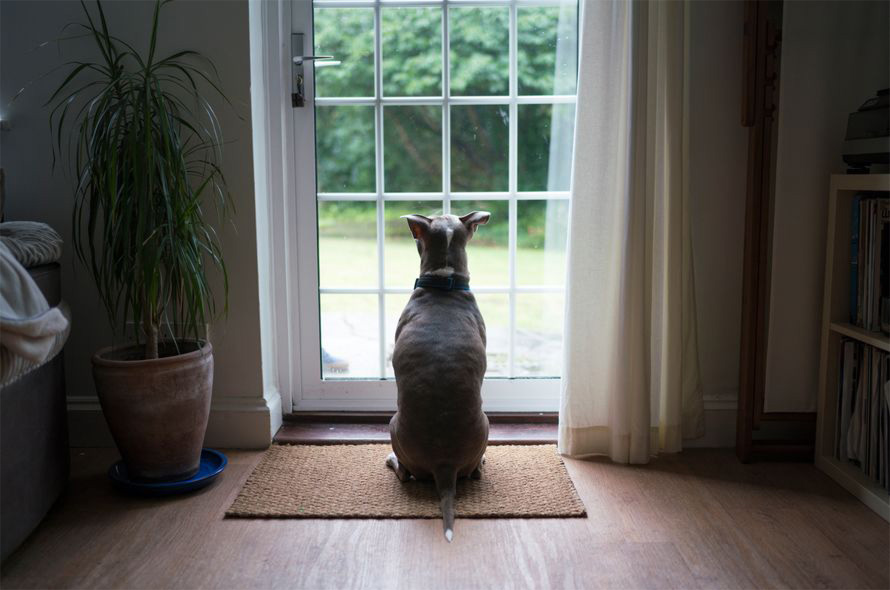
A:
[292,33,333,108]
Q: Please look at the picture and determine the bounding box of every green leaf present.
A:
[46,0,234,353]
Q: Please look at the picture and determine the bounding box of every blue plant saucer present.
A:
[109,448,227,496]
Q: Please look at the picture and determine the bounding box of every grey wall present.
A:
[0,0,265,440]
[1,0,751,444]
[765,0,890,412]
[689,0,748,411]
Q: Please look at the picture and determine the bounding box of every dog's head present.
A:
[402,211,490,278]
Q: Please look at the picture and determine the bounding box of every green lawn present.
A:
[318,237,566,335]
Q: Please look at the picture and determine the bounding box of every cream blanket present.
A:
[0,242,70,387]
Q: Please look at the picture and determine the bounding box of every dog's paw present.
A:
[470,455,485,480]
[386,452,411,482]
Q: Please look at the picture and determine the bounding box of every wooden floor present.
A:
[1,448,887,589]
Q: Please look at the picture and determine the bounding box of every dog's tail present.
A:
[433,465,457,542]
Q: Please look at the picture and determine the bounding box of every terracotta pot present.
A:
[92,340,213,482]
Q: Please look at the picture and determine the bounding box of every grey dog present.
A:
[387,211,491,542]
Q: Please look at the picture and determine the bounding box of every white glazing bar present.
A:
[320,285,564,295]
[315,0,499,6]
[315,97,377,105]
[442,1,451,215]
[454,191,571,200]
[317,191,572,201]
[317,192,378,201]
[314,96,571,105]
[316,95,575,106]
[451,191,510,200]
[449,96,510,105]
[515,191,571,200]
[507,0,518,378]
[382,192,446,201]
[516,95,576,104]
[320,287,388,294]
[315,1,570,9]
[314,0,380,6]
[374,0,386,378]
[381,0,447,4]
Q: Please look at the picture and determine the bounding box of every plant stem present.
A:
[143,306,159,360]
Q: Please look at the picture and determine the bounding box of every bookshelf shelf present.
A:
[828,323,890,352]
[815,455,890,520]
[816,173,890,522]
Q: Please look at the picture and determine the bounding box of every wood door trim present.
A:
[737,0,771,462]
[736,0,816,462]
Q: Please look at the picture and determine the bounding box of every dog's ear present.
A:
[459,211,490,238]
[402,214,432,241]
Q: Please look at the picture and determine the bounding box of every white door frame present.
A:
[249,0,302,415]
[251,0,563,413]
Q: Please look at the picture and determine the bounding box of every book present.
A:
[838,340,890,491]
[838,340,856,460]
[847,345,864,461]
[851,194,890,333]
[879,200,889,333]
[867,201,879,331]
[851,194,862,324]
[869,347,879,478]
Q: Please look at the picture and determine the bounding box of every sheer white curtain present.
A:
[558,0,704,463]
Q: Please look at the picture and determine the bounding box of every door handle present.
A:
[293,55,333,66]
[292,33,335,108]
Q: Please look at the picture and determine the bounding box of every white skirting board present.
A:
[67,391,283,450]
[68,404,736,450]
[683,409,737,449]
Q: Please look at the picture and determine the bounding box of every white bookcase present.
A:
[816,173,890,521]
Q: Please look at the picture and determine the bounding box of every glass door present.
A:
[291,0,578,411]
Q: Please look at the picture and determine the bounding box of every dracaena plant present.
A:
[47,0,231,360]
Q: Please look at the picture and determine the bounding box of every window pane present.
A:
[316,106,375,193]
[517,3,578,96]
[384,201,443,288]
[515,293,564,377]
[518,104,575,192]
[516,200,569,287]
[475,293,509,377]
[384,106,442,192]
[313,8,375,98]
[321,294,380,379]
[309,0,577,387]
[451,199,508,287]
[450,105,508,192]
[382,7,442,97]
[449,7,509,96]
[318,201,377,288]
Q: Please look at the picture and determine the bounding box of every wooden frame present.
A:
[814,173,890,521]
[736,0,817,462]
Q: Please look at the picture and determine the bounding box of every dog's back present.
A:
[391,288,488,476]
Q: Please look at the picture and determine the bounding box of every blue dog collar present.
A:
[414,275,471,291]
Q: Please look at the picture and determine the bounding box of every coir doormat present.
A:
[226,444,586,519]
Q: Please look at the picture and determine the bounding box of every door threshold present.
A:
[284,411,558,424]
[274,421,558,445]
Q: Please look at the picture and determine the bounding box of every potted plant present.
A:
[47,0,231,481]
